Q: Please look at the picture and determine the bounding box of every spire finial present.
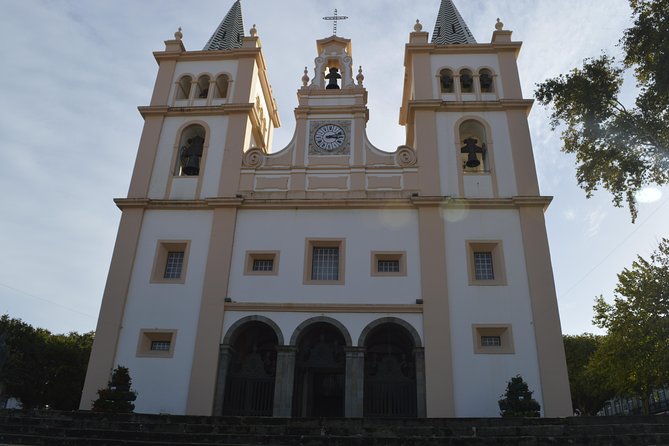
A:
[356,66,364,86]
[495,18,504,31]
[174,27,183,40]
[323,9,349,36]
[302,67,310,87]
[414,20,423,32]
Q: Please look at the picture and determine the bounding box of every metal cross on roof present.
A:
[323,9,348,36]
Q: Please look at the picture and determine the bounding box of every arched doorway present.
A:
[363,322,418,417]
[292,322,347,417]
[222,320,278,416]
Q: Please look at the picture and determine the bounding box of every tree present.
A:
[535,0,669,221]
[498,375,541,417]
[92,366,137,413]
[563,334,614,415]
[0,315,93,410]
[590,238,669,415]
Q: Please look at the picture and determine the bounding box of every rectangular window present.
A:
[304,239,345,285]
[472,325,514,354]
[378,259,400,273]
[473,251,494,280]
[253,259,274,272]
[137,330,177,358]
[312,247,339,280]
[371,251,407,276]
[480,335,501,347]
[151,241,190,284]
[244,251,280,276]
[466,241,506,286]
[164,251,184,279]
[150,341,171,351]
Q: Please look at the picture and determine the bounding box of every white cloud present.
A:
[636,187,663,204]
[585,208,607,237]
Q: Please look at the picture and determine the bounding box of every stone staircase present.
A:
[0,410,668,445]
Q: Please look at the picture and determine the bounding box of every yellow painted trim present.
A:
[224,302,423,314]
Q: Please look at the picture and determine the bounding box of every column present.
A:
[212,345,233,416]
[414,347,427,418]
[272,346,297,417]
[345,347,365,418]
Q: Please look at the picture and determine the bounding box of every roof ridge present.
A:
[203,0,245,51]
[431,0,477,45]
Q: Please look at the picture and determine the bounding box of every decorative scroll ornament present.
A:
[243,148,264,168]
[396,146,417,167]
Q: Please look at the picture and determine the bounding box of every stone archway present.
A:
[216,318,281,416]
[291,320,349,417]
[361,320,422,418]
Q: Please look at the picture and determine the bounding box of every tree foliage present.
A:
[535,0,669,221]
[563,334,614,415]
[0,315,94,410]
[590,238,669,414]
[92,366,137,413]
[498,375,541,417]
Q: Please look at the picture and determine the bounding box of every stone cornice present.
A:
[114,195,553,211]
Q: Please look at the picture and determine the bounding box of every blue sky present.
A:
[1,0,667,335]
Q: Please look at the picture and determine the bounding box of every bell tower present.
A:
[400,0,572,417]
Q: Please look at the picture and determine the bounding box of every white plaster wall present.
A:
[463,175,494,198]
[114,210,213,415]
[430,54,504,99]
[227,209,422,304]
[169,177,198,199]
[442,209,542,416]
[436,111,518,198]
[148,115,230,200]
[222,311,424,348]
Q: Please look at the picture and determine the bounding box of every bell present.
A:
[182,155,201,176]
[461,74,473,89]
[180,135,205,176]
[466,152,481,168]
[480,73,493,91]
[441,74,453,91]
[325,67,341,90]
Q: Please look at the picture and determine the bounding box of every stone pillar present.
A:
[212,345,233,416]
[414,347,427,418]
[273,346,297,417]
[345,347,365,418]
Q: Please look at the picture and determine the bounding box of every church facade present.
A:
[80,0,572,418]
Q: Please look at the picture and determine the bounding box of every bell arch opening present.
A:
[175,124,206,176]
[459,119,488,172]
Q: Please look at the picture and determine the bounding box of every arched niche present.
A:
[459,119,489,172]
[176,75,192,100]
[195,74,211,99]
[175,124,206,176]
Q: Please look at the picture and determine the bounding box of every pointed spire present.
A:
[203,0,245,51]
[431,0,476,45]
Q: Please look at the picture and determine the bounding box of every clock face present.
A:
[314,124,346,152]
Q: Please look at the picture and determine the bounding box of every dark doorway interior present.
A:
[293,322,346,417]
[223,321,278,416]
[364,323,417,417]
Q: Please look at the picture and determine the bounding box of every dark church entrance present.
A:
[292,322,346,417]
[363,322,418,417]
[222,321,278,416]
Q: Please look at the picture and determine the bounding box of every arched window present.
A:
[459,69,474,93]
[214,74,229,99]
[459,120,488,171]
[196,75,210,99]
[479,69,494,93]
[175,124,206,176]
[176,75,192,100]
[439,69,454,93]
